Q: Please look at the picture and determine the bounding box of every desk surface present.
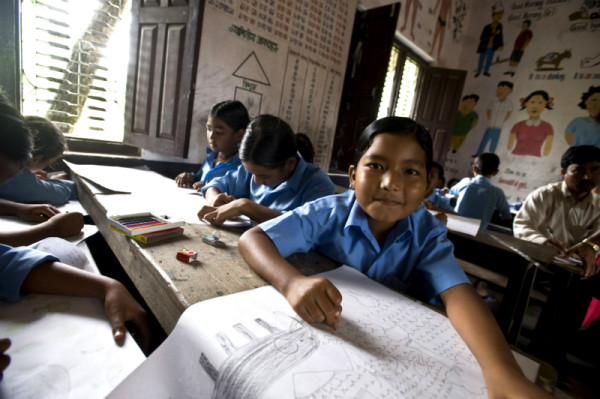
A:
[73,172,338,334]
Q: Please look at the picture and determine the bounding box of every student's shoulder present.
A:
[297,190,354,214]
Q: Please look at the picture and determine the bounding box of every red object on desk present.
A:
[176,249,197,263]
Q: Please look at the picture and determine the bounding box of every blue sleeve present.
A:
[496,188,511,220]
[0,245,59,303]
[201,165,251,198]
[299,170,336,205]
[449,178,468,197]
[0,169,77,205]
[565,118,577,134]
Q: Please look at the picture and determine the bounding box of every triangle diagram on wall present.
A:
[233,51,271,86]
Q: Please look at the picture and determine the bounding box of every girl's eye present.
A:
[406,168,420,176]
[366,163,383,170]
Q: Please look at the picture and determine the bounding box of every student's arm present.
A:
[203,186,235,207]
[198,199,283,224]
[441,283,551,398]
[239,227,342,328]
[174,172,196,188]
[0,199,60,221]
[0,212,84,247]
[21,261,150,350]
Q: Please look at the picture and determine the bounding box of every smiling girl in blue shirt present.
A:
[198,115,335,225]
[238,117,550,398]
[175,100,250,191]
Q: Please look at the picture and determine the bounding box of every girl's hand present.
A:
[103,280,151,352]
[284,275,343,330]
[15,204,60,222]
[485,365,552,398]
[45,212,84,237]
[192,180,205,192]
[0,338,10,380]
[210,193,236,207]
[35,170,48,180]
[197,200,243,225]
[175,172,195,188]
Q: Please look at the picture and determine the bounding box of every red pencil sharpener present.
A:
[176,249,197,263]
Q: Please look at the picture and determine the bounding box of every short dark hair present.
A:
[353,117,433,175]
[0,94,32,164]
[474,153,500,175]
[431,161,445,182]
[239,114,297,169]
[561,145,600,170]
[520,90,553,110]
[462,94,479,102]
[498,81,514,89]
[25,116,66,161]
[578,86,600,110]
[210,100,250,131]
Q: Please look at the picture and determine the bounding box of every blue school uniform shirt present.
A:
[426,188,454,211]
[201,154,336,212]
[0,244,58,303]
[0,168,77,205]
[193,148,242,184]
[449,175,510,229]
[260,190,469,303]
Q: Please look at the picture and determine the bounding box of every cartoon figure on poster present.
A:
[401,0,418,40]
[476,81,514,155]
[504,20,533,77]
[430,0,452,60]
[475,3,504,77]
[449,94,479,153]
[506,90,554,157]
[565,86,600,147]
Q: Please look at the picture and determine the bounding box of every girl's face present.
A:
[242,158,296,188]
[525,95,547,120]
[206,116,244,156]
[585,93,600,119]
[27,153,61,172]
[348,133,428,240]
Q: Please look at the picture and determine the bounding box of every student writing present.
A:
[198,115,335,225]
[175,100,250,191]
[238,117,550,398]
[0,116,77,205]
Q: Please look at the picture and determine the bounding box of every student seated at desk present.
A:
[424,161,455,213]
[238,117,550,398]
[198,115,335,225]
[513,145,600,384]
[449,152,511,229]
[0,106,150,379]
[175,100,250,191]
[0,115,77,205]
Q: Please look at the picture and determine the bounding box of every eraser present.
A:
[176,249,197,263]
[202,235,225,248]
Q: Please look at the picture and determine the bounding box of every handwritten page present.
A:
[109,266,507,398]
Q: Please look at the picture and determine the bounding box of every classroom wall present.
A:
[146,0,357,172]
[438,0,600,201]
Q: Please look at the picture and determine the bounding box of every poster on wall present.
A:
[190,0,357,171]
[443,0,600,202]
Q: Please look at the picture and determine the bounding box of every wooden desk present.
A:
[73,174,338,334]
[448,228,559,344]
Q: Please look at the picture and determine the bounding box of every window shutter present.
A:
[124,0,203,158]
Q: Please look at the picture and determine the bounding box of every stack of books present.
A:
[108,212,184,244]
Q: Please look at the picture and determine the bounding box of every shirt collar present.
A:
[525,119,542,127]
[205,148,240,165]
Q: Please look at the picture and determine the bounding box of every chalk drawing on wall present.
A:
[233,51,271,86]
[535,50,572,71]
[232,51,270,116]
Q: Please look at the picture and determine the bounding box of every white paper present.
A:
[0,294,145,399]
[445,213,481,237]
[109,266,500,398]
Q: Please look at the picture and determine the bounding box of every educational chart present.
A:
[191,0,356,170]
[109,266,490,398]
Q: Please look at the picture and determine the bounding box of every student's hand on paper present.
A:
[103,280,151,352]
[15,203,60,222]
[565,242,600,279]
[192,180,205,191]
[542,238,567,255]
[486,366,552,399]
[175,172,196,188]
[210,193,236,207]
[34,170,48,180]
[197,204,239,225]
[46,212,84,237]
[285,275,343,330]
[0,338,10,380]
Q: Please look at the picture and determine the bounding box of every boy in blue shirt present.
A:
[449,152,511,229]
[239,117,549,397]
